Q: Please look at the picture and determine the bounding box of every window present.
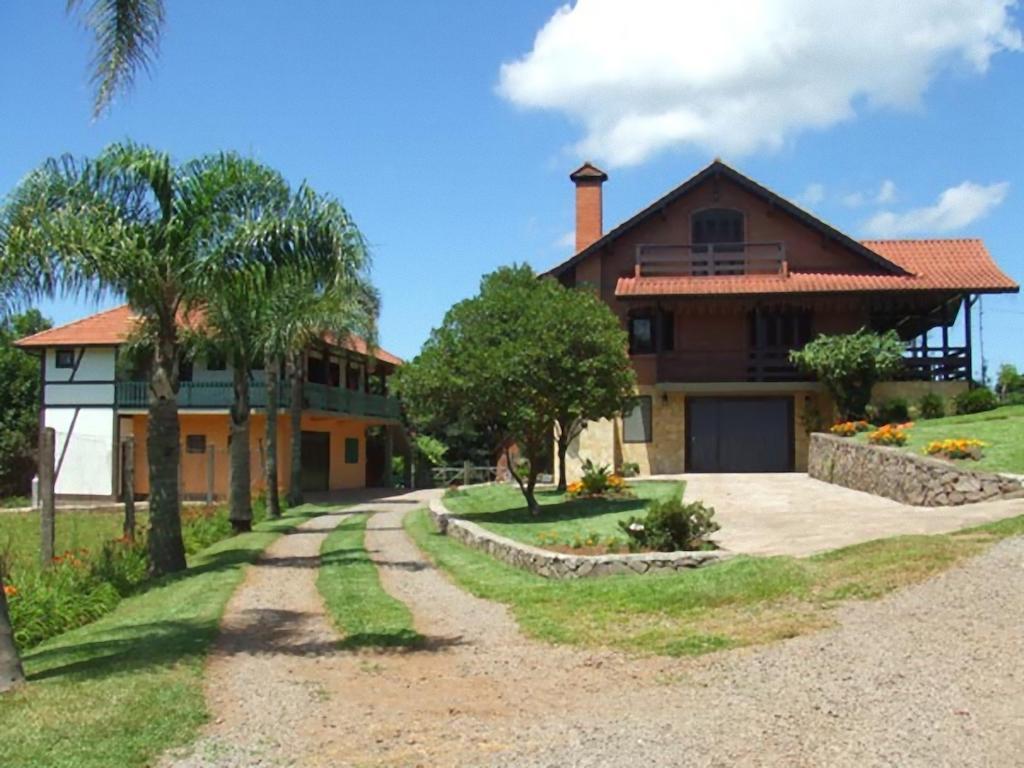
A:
[207,350,226,371]
[344,437,359,464]
[185,434,207,454]
[628,309,674,354]
[623,396,653,443]
[346,362,363,391]
[306,355,326,383]
[328,361,341,387]
[691,208,744,251]
[55,348,75,369]
[749,309,813,349]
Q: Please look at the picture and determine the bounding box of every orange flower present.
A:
[3,584,16,598]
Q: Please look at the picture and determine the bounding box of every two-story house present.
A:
[548,160,1019,478]
[15,304,403,501]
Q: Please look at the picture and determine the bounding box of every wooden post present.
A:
[963,294,974,386]
[122,437,136,540]
[38,427,55,570]
[463,459,472,486]
[383,427,394,487]
[206,444,215,505]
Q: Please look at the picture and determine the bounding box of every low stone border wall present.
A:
[808,433,1024,506]
[428,497,727,579]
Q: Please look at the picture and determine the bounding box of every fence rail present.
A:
[116,380,401,420]
[636,242,787,277]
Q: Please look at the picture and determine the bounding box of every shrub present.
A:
[568,459,629,497]
[181,505,235,554]
[618,495,720,552]
[917,391,946,419]
[789,328,905,419]
[867,423,911,446]
[953,387,999,415]
[875,397,909,425]
[619,461,640,478]
[925,438,986,460]
[830,420,872,437]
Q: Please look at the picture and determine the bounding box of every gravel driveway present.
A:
[160,490,1024,767]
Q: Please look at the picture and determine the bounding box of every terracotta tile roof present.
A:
[615,239,1019,298]
[15,304,403,365]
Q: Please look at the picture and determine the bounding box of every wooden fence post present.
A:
[463,459,472,486]
[122,437,136,540]
[38,427,56,570]
[206,445,215,505]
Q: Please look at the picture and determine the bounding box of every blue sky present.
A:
[2,1,1022,378]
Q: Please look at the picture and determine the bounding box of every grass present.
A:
[405,507,1024,657]
[443,480,682,549]
[1,496,31,509]
[318,513,421,649]
[0,508,150,575]
[0,504,328,768]
[855,404,1024,475]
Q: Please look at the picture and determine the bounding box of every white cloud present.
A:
[553,230,576,250]
[876,179,897,204]
[864,181,1009,236]
[842,192,866,208]
[498,0,1022,166]
[797,182,825,207]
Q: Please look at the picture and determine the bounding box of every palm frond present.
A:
[67,0,166,118]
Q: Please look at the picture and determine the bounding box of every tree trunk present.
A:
[506,445,541,515]
[0,574,24,693]
[264,358,281,518]
[147,336,187,575]
[38,427,55,569]
[555,420,570,494]
[286,351,304,507]
[122,436,136,540]
[229,362,252,532]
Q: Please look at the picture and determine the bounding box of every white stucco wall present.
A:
[45,407,115,497]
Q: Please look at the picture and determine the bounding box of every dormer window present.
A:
[692,208,744,251]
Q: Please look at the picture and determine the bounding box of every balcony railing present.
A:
[898,347,969,382]
[116,380,401,420]
[635,242,787,277]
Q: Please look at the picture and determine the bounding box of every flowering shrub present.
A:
[925,438,986,460]
[867,422,913,446]
[830,420,872,437]
[567,459,630,498]
[618,495,719,552]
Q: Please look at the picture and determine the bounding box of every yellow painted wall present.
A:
[129,411,380,499]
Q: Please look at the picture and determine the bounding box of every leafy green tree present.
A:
[397,265,635,513]
[996,363,1021,400]
[1,143,326,574]
[0,311,52,497]
[67,0,166,118]
[790,328,906,420]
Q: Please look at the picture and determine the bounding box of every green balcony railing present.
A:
[116,380,401,420]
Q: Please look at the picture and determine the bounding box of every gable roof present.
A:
[546,159,909,278]
[14,304,403,365]
[615,238,1018,298]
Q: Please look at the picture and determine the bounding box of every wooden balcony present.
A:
[653,348,807,383]
[635,242,787,277]
[116,380,402,420]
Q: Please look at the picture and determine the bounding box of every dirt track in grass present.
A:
[163,489,1024,767]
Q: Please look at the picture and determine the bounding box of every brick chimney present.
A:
[570,161,608,252]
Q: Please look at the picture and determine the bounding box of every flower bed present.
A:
[868,422,913,446]
[830,420,872,437]
[925,438,986,461]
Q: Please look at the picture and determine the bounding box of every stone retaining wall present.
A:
[808,433,1023,506]
[428,497,727,579]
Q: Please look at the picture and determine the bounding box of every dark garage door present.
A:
[301,431,330,492]
[686,397,793,472]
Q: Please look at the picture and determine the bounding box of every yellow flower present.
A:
[3,584,16,598]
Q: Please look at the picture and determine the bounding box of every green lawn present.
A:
[0,505,328,768]
[442,480,683,549]
[855,404,1024,475]
[405,507,1024,657]
[0,507,150,575]
[318,513,420,649]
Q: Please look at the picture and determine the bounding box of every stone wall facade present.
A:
[808,432,1023,506]
[428,497,726,579]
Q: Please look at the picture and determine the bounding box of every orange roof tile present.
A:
[615,239,1019,298]
[15,304,402,365]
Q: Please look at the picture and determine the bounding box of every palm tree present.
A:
[0,143,312,574]
[261,260,379,511]
[67,0,166,118]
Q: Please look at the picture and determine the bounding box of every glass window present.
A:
[55,348,75,369]
[344,437,359,464]
[306,356,326,383]
[623,396,653,443]
[185,434,206,454]
[629,316,654,354]
[692,208,744,256]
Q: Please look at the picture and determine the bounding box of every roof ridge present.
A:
[861,237,983,244]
